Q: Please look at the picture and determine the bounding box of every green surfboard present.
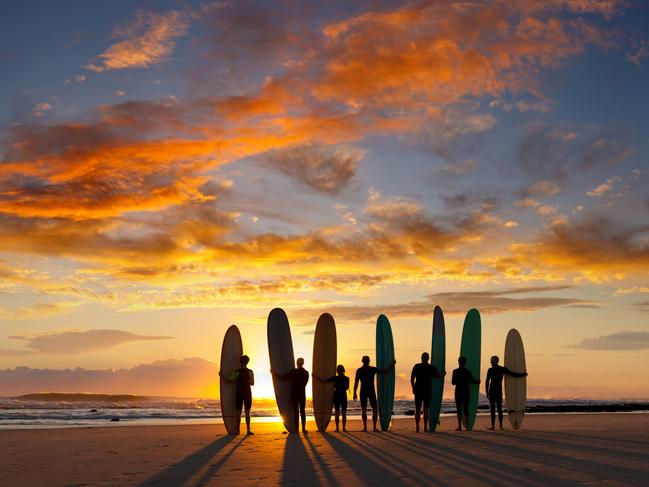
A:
[376,314,395,431]
[429,306,445,432]
[460,308,481,431]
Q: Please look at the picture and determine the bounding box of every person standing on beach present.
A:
[273,358,310,434]
[314,364,350,432]
[353,355,396,432]
[485,355,528,430]
[410,352,445,432]
[220,354,255,435]
[452,356,480,431]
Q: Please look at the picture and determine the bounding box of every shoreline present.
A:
[2,409,649,431]
[2,413,648,486]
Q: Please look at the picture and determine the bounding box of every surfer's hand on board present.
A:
[353,394,357,401]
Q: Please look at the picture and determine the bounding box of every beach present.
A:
[1,413,647,486]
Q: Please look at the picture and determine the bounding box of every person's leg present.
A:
[334,402,340,432]
[234,395,244,434]
[342,398,348,432]
[414,394,422,432]
[462,400,470,430]
[291,394,299,433]
[455,395,462,431]
[370,392,378,431]
[497,396,504,429]
[423,395,431,432]
[299,395,307,432]
[360,394,368,432]
[489,398,496,430]
[244,394,252,434]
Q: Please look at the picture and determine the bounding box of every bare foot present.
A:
[455,427,462,431]
[247,431,254,435]
[487,426,495,430]
[373,427,379,432]
[362,428,368,432]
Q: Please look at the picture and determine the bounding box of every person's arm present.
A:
[451,369,457,386]
[353,370,359,400]
[503,367,528,378]
[471,373,481,385]
[313,374,330,383]
[410,366,416,394]
[485,369,492,398]
[249,370,254,386]
[305,371,310,386]
[432,366,445,378]
[271,368,290,380]
[218,370,235,383]
[378,359,396,374]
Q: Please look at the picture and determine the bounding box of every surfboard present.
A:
[376,314,395,431]
[312,313,337,432]
[429,306,445,432]
[220,325,243,435]
[505,328,527,430]
[267,308,297,433]
[460,308,481,431]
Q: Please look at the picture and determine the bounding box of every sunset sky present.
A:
[0,0,648,400]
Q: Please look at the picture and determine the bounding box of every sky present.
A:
[0,0,648,400]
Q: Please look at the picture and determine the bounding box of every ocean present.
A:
[1,394,647,430]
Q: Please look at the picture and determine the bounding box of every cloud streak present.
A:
[85,10,189,72]
[3,329,173,355]
[569,332,649,351]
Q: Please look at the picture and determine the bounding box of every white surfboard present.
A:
[505,328,527,430]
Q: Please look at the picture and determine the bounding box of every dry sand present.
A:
[1,413,648,486]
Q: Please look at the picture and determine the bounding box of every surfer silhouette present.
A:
[411,352,445,432]
[272,358,310,434]
[219,354,255,435]
[353,356,396,432]
[485,355,528,430]
[451,356,480,431]
[315,364,350,432]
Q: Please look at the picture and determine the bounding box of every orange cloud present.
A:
[85,10,189,72]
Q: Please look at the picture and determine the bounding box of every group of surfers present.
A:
[220,353,527,435]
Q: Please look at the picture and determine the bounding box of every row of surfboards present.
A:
[219,306,527,434]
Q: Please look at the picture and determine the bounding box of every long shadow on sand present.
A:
[445,432,647,485]
[280,434,321,485]
[303,434,340,487]
[321,433,428,486]
[138,435,240,486]
[381,433,551,487]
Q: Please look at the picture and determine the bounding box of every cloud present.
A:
[569,331,649,351]
[263,144,364,194]
[85,10,189,72]
[0,357,216,397]
[586,176,621,197]
[440,159,478,176]
[521,180,563,198]
[516,214,649,279]
[613,287,649,296]
[4,329,173,355]
[293,285,595,322]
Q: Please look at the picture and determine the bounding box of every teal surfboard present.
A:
[376,314,395,431]
[460,308,481,431]
[429,306,445,432]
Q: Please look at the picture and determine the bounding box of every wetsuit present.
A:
[355,365,378,409]
[486,365,526,424]
[411,363,442,409]
[288,367,309,428]
[326,375,350,411]
[452,366,479,422]
[232,367,254,410]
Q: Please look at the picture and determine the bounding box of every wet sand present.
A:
[1,413,648,486]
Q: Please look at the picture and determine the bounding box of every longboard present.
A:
[312,313,337,432]
[460,308,481,431]
[429,306,445,432]
[220,325,243,434]
[376,314,395,431]
[505,328,527,430]
[267,308,297,432]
